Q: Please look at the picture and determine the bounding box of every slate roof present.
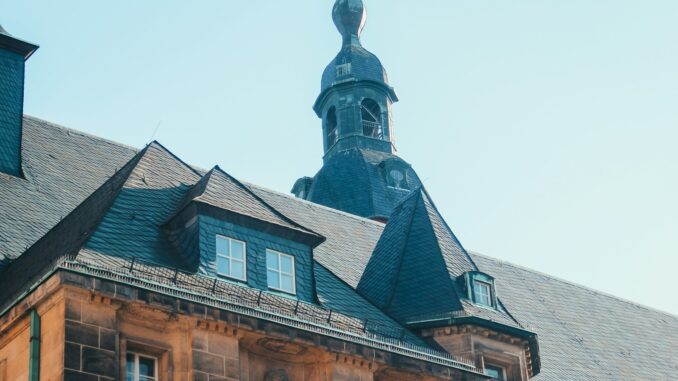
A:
[0,116,136,271]
[175,166,320,239]
[307,147,422,219]
[1,116,677,379]
[357,188,521,330]
[321,44,389,93]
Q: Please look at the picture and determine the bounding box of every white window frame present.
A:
[126,353,158,381]
[473,280,493,307]
[266,249,296,295]
[216,235,247,281]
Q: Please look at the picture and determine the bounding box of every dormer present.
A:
[461,271,498,309]
[165,167,324,303]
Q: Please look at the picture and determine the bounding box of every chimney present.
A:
[0,25,38,177]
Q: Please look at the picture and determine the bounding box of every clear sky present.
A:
[4,0,677,315]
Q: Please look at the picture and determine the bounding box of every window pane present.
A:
[280,255,293,274]
[232,260,244,279]
[138,356,155,377]
[216,237,230,256]
[231,241,244,260]
[268,270,280,289]
[473,281,492,306]
[216,256,230,275]
[267,251,279,270]
[281,274,294,293]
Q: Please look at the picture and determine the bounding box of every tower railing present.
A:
[362,120,383,139]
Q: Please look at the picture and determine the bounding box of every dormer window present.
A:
[266,249,296,295]
[463,271,497,308]
[387,169,409,190]
[473,280,493,307]
[216,236,247,281]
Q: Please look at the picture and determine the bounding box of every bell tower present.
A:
[314,0,398,159]
[293,0,422,221]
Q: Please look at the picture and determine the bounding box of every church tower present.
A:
[292,0,421,221]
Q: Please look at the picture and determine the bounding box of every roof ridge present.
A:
[419,186,480,272]
[382,193,420,311]
[23,114,140,153]
[212,167,323,239]
[469,250,678,319]
[244,181,386,228]
[148,140,204,178]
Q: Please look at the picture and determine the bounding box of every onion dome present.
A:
[321,0,390,92]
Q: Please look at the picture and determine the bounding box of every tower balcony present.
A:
[362,120,383,139]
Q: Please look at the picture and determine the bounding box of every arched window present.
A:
[361,99,383,139]
[326,106,338,149]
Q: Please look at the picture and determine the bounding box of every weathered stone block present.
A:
[224,358,240,379]
[115,283,135,300]
[208,333,237,357]
[82,304,116,329]
[82,346,116,378]
[65,300,82,321]
[193,350,225,376]
[66,320,99,347]
[194,371,209,381]
[193,330,208,351]
[64,342,81,371]
[100,328,117,351]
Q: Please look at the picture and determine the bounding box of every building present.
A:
[0,1,677,380]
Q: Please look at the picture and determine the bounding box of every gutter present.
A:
[29,309,40,381]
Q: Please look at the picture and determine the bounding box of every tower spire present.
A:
[292,0,422,220]
[332,0,367,46]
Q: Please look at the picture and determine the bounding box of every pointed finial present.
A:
[332,0,367,46]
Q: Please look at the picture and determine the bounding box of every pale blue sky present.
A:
[4,0,677,315]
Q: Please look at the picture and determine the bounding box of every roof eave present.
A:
[407,316,541,376]
[0,33,39,60]
[313,79,399,116]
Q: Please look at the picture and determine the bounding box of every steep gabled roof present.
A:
[0,143,147,309]
[357,188,521,328]
[307,147,422,219]
[175,166,321,242]
[80,142,201,266]
[0,116,136,271]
